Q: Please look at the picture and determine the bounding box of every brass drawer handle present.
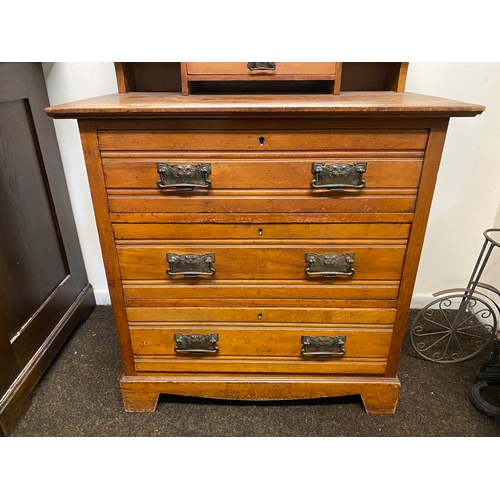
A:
[301,335,346,357]
[157,162,211,191]
[174,333,219,354]
[305,252,355,278]
[311,162,367,190]
[247,62,276,71]
[166,253,215,278]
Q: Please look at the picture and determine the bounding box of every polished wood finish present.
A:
[116,243,407,280]
[120,375,401,414]
[122,280,401,301]
[114,62,407,95]
[129,325,393,357]
[113,222,412,240]
[0,63,95,436]
[46,82,484,415]
[181,62,343,95]
[46,92,484,118]
[98,128,428,151]
[103,158,423,190]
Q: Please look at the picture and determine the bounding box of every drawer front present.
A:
[126,305,396,324]
[133,356,388,375]
[186,62,339,77]
[103,156,420,214]
[122,280,401,301]
[98,129,428,152]
[102,158,423,190]
[113,222,411,240]
[116,243,407,281]
[129,321,393,375]
[108,192,416,215]
[130,324,392,358]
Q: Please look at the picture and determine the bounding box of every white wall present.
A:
[44,63,118,304]
[405,63,500,305]
[43,63,500,306]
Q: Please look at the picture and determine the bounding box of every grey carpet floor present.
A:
[12,306,500,437]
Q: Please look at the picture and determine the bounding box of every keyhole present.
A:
[258,313,262,320]
[258,136,265,146]
[258,228,263,236]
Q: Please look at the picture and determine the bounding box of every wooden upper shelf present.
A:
[114,62,409,95]
[45,92,485,119]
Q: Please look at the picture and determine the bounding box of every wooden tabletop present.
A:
[45,92,485,119]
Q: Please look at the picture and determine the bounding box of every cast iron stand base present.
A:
[469,337,500,427]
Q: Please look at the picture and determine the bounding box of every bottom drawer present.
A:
[128,306,395,375]
[130,324,394,375]
[130,324,392,357]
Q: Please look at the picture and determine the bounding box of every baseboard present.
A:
[410,293,435,309]
[93,287,111,305]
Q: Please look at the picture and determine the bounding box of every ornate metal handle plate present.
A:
[247,62,276,71]
[156,163,211,191]
[166,253,215,277]
[174,333,219,354]
[301,335,346,357]
[311,162,367,190]
[305,252,355,278]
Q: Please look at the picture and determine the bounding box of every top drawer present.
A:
[182,63,343,95]
[186,62,340,78]
[97,129,429,152]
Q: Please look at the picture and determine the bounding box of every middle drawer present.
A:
[117,243,406,281]
[115,222,408,289]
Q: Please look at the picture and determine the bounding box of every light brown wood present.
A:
[180,62,189,96]
[134,358,388,375]
[48,76,484,415]
[96,116,434,132]
[129,324,393,357]
[126,306,397,324]
[122,280,401,300]
[45,92,485,119]
[113,62,406,95]
[391,62,409,92]
[123,298,398,309]
[182,62,343,95]
[78,121,137,376]
[97,129,429,151]
[113,222,411,240]
[116,243,407,280]
[186,62,340,77]
[113,63,135,93]
[102,158,423,190]
[108,192,417,215]
[386,118,451,377]
[120,374,400,414]
[110,212,415,224]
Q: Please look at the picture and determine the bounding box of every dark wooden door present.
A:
[0,63,95,436]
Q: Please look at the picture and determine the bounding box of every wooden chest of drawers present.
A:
[46,92,484,414]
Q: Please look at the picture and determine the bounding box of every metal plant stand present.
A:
[410,228,500,425]
[469,336,500,426]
